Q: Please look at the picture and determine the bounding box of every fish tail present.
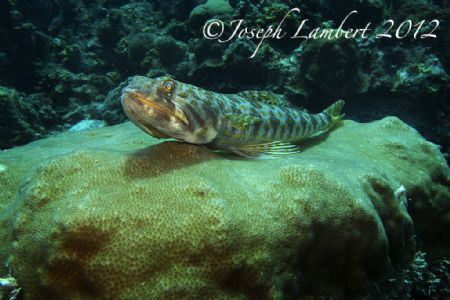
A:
[323,99,345,123]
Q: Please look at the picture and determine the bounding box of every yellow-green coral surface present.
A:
[0,117,449,299]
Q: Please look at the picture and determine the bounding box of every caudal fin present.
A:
[324,99,345,123]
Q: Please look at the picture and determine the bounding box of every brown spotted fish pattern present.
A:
[121,76,345,157]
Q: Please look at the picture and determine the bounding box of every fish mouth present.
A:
[124,90,190,126]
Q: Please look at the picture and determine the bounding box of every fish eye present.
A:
[162,80,174,93]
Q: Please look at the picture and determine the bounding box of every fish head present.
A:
[121,76,192,141]
[121,76,220,144]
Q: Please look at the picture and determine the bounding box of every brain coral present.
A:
[0,117,448,299]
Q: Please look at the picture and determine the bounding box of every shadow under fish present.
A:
[123,141,217,179]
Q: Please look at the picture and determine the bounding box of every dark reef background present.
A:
[0,0,449,163]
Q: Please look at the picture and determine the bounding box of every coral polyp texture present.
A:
[0,117,449,299]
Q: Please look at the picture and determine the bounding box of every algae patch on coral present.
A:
[0,118,449,299]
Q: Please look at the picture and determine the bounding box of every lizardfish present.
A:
[121,76,344,157]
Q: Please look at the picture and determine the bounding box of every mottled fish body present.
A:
[121,76,344,157]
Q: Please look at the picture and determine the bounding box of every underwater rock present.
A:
[68,120,107,132]
[96,80,129,125]
[154,36,187,68]
[0,86,56,149]
[96,8,126,48]
[391,54,449,95]
[189,0,234,21]
[364,43,449,98]
[391,0,440,21]
[127,32,154,66]
[0,117,449,299]
[376,251,450,299]
[190,38,280,91]
[322,0,386,26]
[295,35,367,102]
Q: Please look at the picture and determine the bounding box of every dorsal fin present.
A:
[236,90,292,107]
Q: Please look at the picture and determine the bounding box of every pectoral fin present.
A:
[230,141,301,158]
